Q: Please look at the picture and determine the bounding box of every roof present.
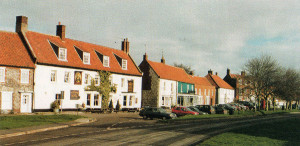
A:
[207,74,234,89]
[190,75,214,87]
[0,31,35,68]
[24,31,141,76]
[147,60,193,84]
[229,74,241,79]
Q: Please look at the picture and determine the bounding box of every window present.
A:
[84,74,90,84]
[121,78,125,87]
[171,83,174,92]
[83,52,90,64]
[162,97,165,105]
[199,89,201,95]
[87,94,91,106]
[204,89,206,96]
[64,72,70,83]
[122,59,127,70]
[135,97,138,104]
[181,84,183,92]
[58,48,67,61]
[128,80,134,92]
[51,70,57,82]
[103,56,109,67]
[187,85,189,92]
[191,85,194,91]
[208,89,210,96]
[95,75,100,85]
[0,67,5,82]
[123,96,127,106]
[20,69,29,84]
[129,96,133,106]
[94,94,99,106]
[195,89,197,94]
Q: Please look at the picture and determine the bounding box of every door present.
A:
[1,92,13,111]
[21,93,32,113]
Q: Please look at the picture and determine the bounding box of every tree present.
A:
[116,100,121,113]
[109,99,113,112]
[274,68,300,110]
[174,63,195,75]
[85,71,114,111]
[244,55,281,111]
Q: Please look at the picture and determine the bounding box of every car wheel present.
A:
[143,115,147,119]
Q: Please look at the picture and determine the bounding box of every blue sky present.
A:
[1,0,299,77]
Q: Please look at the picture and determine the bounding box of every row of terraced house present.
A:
[1,16,246,114]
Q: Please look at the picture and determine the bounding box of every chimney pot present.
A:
[208,70,213,75]
[215,72,218,75]
[161,56,165,64]
[16,16,28,33]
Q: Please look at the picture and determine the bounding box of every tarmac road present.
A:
[1,112,299,146]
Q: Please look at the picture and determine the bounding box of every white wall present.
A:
[158,79,177,107]
[34,65,142,110]
[217,88,235,104]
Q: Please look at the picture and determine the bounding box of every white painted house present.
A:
[15,16,142,112]
[205,70,235,104]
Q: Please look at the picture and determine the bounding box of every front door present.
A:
[21,93,32,113]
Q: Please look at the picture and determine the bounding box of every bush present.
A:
[116,100,121,111]
[109,99,113,110]
[51,100,60,109]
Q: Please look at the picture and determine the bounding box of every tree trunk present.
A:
[266,99,269,111]
[285,102,288,111]
[272,97,275,111]
[289,101,292,110]
[258,97,261,111]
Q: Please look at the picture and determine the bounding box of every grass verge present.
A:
[0,114,82,130]
[201,117,300,145]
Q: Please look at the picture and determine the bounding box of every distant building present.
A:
[139,54,197,108]
[205,70,234,104]
[189,75,216,105]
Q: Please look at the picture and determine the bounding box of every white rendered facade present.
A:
[158,79,177,108]
[34,65,142,111]
[217,88,235,104]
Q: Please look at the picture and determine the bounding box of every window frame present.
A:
[0,67,6,83]
[83,52,90,64]
[51,70,57,82]
[64,71,71,83]
[103,56,110,67]
[20,69,30,84]
[58,48,67,61]
[122,59,127,70]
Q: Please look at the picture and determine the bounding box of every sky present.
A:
[1,0,299,77]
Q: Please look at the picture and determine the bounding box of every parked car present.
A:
[214,106,228,114]
[172,106,199,116]
[238,101,255,110]
[217,104,235,114]
[188,106,208,115]
[195,105,216,114]
[139,107,177,120]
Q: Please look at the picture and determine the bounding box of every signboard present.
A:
[70,90,80,100]
[74,71,82,85]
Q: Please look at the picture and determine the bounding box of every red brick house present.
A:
[190,75,216,105]
[0,18,35,113]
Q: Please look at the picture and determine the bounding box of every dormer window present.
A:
[103,56,109,67]
[122,59,127,70]
[58,48,67,61]
[83,52,90,64]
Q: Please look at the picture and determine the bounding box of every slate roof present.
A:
[24,31,142,76]
[0,31,35,68]
[147,60,193,84]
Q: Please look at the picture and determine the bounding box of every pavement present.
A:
[0,112,96,139]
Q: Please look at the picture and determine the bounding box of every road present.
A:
[1,112,299,146]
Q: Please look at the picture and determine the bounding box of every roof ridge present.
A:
[0,30,18,34]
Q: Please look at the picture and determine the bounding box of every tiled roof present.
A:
[190,75,213,87]
[207,74,234,89]
[0,31,35,68]
[147,60,193,84]
[230,74,241,78]
[24,31,141,76]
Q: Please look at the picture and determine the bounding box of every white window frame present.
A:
[58,48,67,61]
[51,70,57,82]
[162,96,165,106]
[83,52,90,64]
[20,69,29,84]
[122,59,127,70]
[103,56,110,67]
[95,75,100,85]
[0,67,5,83]
[64,72,70,83]
[195,88,197,94]
[85,74,90,84]
[199,89,201,95]
[204,89,206,96]
[121,78,125,87]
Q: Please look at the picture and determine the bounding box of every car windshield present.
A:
[158,108,166,113]
[186,107,193,111]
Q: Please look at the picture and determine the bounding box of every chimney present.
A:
[227,68,230,75]
[122,38,130,54]
[241,71,246,76]
[161,56,165,64]
[56,22,66,40]
[215,72,218,76]
[143,53,148,60]
[191,71,194,76]
[16,16,28,33]
[208,69,213,75]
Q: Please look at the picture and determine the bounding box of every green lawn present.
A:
[201,117,300,145]
[0,114,82,130]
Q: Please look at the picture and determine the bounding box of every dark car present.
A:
[238,101,255,110]
[188,106,208,115]
[195,105,216,114]
[218,104,235,115]
[172,106,199,116]
[139,107,177,120]
[214,106,228,114]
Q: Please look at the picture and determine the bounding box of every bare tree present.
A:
[174,63,195,75]
[274,68,300,110]
[244,55,281,111]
